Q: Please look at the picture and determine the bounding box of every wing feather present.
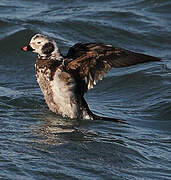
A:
[66,43,161,93]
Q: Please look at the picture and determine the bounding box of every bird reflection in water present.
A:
[29,111,125,152]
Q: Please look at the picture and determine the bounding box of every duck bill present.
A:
[22,45,34,52]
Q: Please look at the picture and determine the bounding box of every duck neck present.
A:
[38,50,64,61]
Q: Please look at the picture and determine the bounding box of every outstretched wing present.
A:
[66,43,161,93]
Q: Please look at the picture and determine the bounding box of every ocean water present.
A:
[0,0,171,179]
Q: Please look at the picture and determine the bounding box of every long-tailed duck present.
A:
[22,34,161,122]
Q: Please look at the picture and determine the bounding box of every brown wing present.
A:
[66,43,161,93]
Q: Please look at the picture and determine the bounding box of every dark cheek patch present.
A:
[42,42,55,55]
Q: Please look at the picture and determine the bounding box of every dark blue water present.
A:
[0,0,171,179]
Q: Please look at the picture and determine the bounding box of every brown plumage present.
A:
[22,34,161,123]
[66,43,161,93]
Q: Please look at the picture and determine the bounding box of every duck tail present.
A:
[81,96,128,124]
[92,113,128,124]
